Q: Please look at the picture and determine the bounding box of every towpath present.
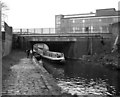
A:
[2,50,61,95]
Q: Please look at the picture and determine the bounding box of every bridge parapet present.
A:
[13,28,56,34]
[13,28,112,35]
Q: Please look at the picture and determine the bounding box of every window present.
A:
[56,18,61,24]
[85,27,89,32]
[100,27,102,33]
[99,19,101,22]
[73,27,76,32]
[72,19,75,23]
[82,20,85,23]
[90,26,93,33]
[113,17,118,23]
[82,27,85,32]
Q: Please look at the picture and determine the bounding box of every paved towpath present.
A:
[2,50,61,95]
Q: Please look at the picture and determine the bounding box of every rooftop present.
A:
[58,8,120,19]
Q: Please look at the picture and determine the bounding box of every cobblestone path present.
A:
[2,58,60,95]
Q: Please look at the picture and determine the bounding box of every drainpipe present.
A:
[111,35,119,53]
[90,26,93,55]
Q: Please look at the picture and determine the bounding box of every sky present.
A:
[2,0,120,28]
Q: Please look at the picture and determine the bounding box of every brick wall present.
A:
[2,22,13,57]
[62,37,112,58]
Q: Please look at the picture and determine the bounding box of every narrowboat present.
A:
[33,43,65,63]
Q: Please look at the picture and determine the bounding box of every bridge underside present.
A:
[21,33,112,42]
[13,33,113,58]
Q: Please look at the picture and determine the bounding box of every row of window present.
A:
[71,16,119,24]
[72,26,108,31]
[59,26,109,33]
[56,16,119,25]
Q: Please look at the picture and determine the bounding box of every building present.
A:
[2,22,13,57]
[55,8,120,34]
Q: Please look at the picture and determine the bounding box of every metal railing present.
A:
[13,27,111,35]
[13,28,56,34]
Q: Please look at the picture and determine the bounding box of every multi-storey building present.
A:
[55,8,120,34]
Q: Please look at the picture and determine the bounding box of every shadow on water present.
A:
[42,58,120,96]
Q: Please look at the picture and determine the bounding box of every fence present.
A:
[13,27,111,35]
[13,28,56,34]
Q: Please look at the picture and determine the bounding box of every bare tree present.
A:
[0,1,9,31]
[0,1,9,11]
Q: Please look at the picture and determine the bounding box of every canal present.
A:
[40,56,120,96]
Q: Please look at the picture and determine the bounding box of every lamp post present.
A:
[0,1,2,96]
[0,2,1,33]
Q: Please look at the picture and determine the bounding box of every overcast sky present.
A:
[2,0,120,28]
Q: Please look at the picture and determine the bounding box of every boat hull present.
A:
[40,54,65,64]
[33,43,65,64]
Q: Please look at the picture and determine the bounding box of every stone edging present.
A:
[32,56,62,95]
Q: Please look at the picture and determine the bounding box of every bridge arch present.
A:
[33,43,49,50]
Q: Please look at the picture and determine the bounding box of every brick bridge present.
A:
[13,28,112,41]
[13,28,113,58]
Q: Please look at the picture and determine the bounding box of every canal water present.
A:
[41,58,120,96]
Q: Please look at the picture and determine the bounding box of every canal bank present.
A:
[2,50,62,96]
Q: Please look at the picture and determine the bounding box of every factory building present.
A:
[55,8,120,34]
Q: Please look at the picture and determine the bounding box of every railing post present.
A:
[41,28,43,34]
[20,29,22,34]
[27,29,29,34]
[34,29,35,34]
[49,28,51,34]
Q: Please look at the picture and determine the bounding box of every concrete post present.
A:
[41,28,43,34]
[27,29,29,34]
[34,29,35,34]
[0,2,2,96]
[49,28,50,34]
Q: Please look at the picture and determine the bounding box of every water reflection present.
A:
[42,59,120,96]
[57,78,109,95]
